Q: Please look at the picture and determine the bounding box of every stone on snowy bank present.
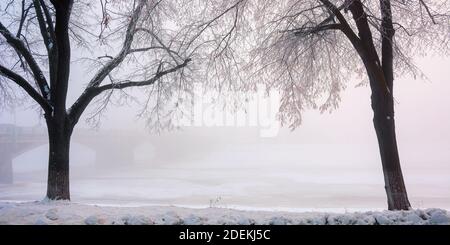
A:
[403,213,423,224]
[429,211,450,225]
[122,215,153,225]
[45,209,59,221]
[374,214,391,225]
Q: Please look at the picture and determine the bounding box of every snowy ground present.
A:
[2,143,450,225]
[0,201,449,225]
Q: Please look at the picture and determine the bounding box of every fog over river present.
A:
[1,57,450,211]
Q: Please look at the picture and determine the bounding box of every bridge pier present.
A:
[0,145,13,184]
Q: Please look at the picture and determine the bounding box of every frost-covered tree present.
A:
[214,0,450,210]
[0,0,239,200]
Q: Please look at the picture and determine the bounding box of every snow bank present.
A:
[0,201,449,225]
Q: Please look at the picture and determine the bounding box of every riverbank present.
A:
[1,201,449,225]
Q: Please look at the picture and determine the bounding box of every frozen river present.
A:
[1,143,450,212]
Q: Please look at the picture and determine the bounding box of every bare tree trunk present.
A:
[370,78,411,210]
[45,117,72,200]
[44,0,74,201]
[344,0,411,210]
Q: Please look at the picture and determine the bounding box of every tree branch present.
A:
[68,58,191,126]
[291,23,341,37]
[87,0,146,89]
[33,0,58,92]
[39,0,56,40]
[0,21,50,100]
[0,64,52,113]
[16,1,33,38]
[419,0,437,24]
[98,58,191,91]
[135,28,182,65]
[318,0,363,52]
[33,0,52,52]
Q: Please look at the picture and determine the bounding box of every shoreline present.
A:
[1,201,449,225]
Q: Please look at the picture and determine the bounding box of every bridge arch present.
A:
[1,124,146,183]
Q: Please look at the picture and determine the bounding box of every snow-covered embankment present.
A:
[0,201,449,225]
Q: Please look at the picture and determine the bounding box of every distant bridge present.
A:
[0,124,152,183]
[0,124,264,184]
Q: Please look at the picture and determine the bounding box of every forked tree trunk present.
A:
[46,118,73,200]
[345,0,411,210]
[45,0,73,201]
